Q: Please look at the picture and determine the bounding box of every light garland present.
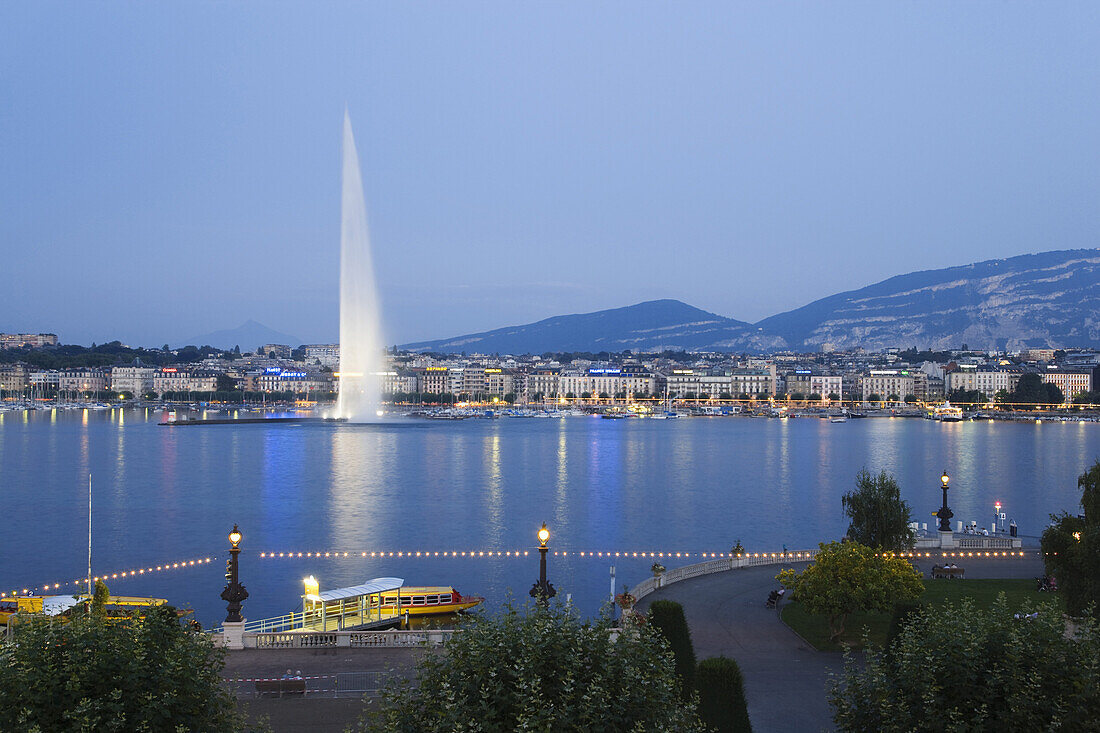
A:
[2,557,214,599]
[255,549,1029,561]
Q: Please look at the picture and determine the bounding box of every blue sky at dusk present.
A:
[2,3,1098,346]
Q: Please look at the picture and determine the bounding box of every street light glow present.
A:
[537,523,550,547]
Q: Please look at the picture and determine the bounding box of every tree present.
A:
[886,393,900,402]
[903,394,917,404]
[841,469,915,551]
[777,541,922,642]
[830,598,1100,732]
[0,605,250,731]
[696,657,753,733]
[867,393,882,403]
[828,392,840,401]
[90,578,111,618]
[648,600,696,700]
[1042,459,1100,617]
[808,393,822,403]
[1012,373,1063,407]
[357,603,704,732]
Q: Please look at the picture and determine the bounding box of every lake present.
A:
[2,407,1096,626]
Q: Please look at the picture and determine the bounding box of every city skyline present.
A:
[3,3,1099,346]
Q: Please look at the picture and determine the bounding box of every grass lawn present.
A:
[781,579,1064,651]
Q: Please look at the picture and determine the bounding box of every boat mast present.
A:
[87,473,92,604]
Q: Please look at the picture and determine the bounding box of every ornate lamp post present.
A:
[529,523,556,603]
[221,524,249,623]
[937,471,954,533]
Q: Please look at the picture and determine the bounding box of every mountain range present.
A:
[402,249,1100,353]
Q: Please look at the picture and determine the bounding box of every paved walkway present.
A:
[637,550,1046,733]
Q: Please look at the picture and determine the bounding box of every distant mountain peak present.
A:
[179,321,303,351]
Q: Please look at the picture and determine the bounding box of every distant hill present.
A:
[179,320,303,351]
[757,249,1100,351]
[401,299,779,354]
[401,250,1100,353]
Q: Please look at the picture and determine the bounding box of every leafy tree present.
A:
[790,392,805,402]
[828,392,840,401]
[0,605,251,731]
[1042,459,1100,617]
[1012,373,1063,407]
[648,600,696,700]
[903,394,917,404]
[357,602,704,732]
[719,393,733,400]
[696,657,753,733]
[886,393,900,402]
[830,597,1100,732]
[777,541,922,643]
[866,393,882,403]
[841,469,914,551]
[808,393,822,403]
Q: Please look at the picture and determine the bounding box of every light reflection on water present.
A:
[2,409,1099,626]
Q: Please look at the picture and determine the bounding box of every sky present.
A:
[2,3,1098,347]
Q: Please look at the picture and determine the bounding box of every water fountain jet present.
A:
[335,111,386,422]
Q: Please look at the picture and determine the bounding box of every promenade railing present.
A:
[240,628,455,650]
[627,549,820,604]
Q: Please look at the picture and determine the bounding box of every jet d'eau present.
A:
[335,111,387,422]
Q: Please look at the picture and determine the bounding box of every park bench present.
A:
[931,565,964,579]
[254,678,306,697]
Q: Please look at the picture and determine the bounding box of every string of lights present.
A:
[255,549,1031,560]
[2,557,214,599]
[4,548,1033,598]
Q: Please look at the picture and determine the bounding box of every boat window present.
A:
[382,597,396,606]
[399,596,411,605]
[425,595,438,604]
[412,596,426,605]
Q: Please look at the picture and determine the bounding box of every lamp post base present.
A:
[938,530,956,549]
[221,620,246,650]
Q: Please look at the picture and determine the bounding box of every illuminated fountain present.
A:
[335,111,386,422]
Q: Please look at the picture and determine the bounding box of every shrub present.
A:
[358,602,704,732]
[696,656,753,732]
[648,600,697,699]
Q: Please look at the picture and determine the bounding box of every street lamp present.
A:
[529,523,556,603]
[221,524,249,623]
[937,471,954,533]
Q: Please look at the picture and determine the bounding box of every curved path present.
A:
[636,552,1045,733]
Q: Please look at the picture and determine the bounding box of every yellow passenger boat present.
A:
[378,586,484,615]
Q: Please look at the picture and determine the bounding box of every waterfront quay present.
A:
[216,544,1045,733]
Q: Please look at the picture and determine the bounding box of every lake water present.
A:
[2,407,1097,626]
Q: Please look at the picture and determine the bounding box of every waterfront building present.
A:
[944,366,1020,397]
[860,369,926,402]
[109,366,157,397]
[29,370,60,389]
[525,369,560,400]
[729,368,775,397]
[58,368,109,394]
[380,371,418,395]
[0,333,58,349]
[304,344,340,367]
[255,368,333,395]
[0,364,29,393]
[418,366,450,395]
[783,371,841,399]
[1041,368,1092,400]
[152,368,218,396]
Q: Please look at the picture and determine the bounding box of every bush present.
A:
[883,598,924,654]
[648,600,696,699]
[358,602,703,732]
[696,656,753,732]
[0,605,249,731]
[831,597,1100,732]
